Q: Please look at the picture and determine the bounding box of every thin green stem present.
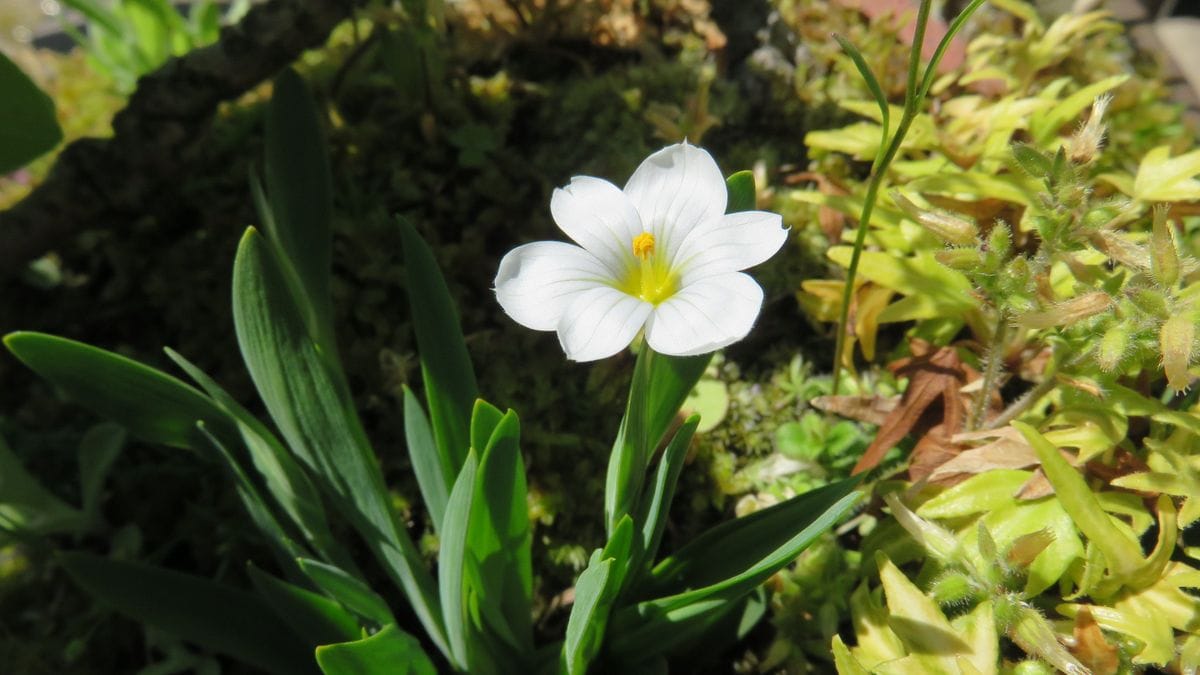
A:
[830,109,917,394]
[969,311,1008,431]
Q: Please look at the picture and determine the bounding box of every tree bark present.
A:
[0,0,364,279]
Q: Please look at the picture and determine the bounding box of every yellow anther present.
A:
[632,232,655,260]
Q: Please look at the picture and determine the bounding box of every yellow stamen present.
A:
[621,232,676,304]
[632,232,655,260]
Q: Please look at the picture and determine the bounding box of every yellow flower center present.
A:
[622,232,676,304]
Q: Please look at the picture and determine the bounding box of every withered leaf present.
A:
[811,394,898,427]
[927,426,1040,484]
[1069,607,1120,675]
[848,339,983,477]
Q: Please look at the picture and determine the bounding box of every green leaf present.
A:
[262,68,334,341]
[562,551,613,675]
[609,479,861,660]
[633,416,700,577]
[606,349,710,533]
[561,516,635,675]
[61,553,317,675]
[1013,422,1142,577]
[825,248,976,323]
[645,477,861,595]
[470,399,505,454]
[4,332,236,451]
[725,171,756,213]
[832,35,889,169]
[403,386,449,531]
[469,410,533,652]
[439,450,478,670]
[194,421,309,570]
[315,624,438,675]
[0,50,63,174]
[1132,145,1200,202]
[77,423,124,521]
[0,432,85,538]
[297,558,396,629]
[166,347,349,571]
[399,217,479,481]
[247,563,361,646]
[231,227,446,655]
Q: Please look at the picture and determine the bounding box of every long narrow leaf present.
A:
[403,385,449,531]
[231,227,447,655]
[399,217,479,479]
[634,416,700,577]
[4,332,237,452]
[262,69,334,341]
[438,450,478,670]
[469,410,533,653]
[61,553,317,675]
[167,347,350,571]
[608,482,861,660]
[297,558,396,629]
[247,563,362,645]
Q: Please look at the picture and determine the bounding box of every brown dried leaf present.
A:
[1016,468,1055,500]
[811,395,898,426]
[927,427,1040,484]
[1007,529,1055,568]
[850,339,978,476]
[1070,608,1120,675]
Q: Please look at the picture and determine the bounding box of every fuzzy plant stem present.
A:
[969,311,1009,431]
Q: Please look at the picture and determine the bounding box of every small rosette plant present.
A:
[3,71,860,674]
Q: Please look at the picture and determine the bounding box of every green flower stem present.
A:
[604,345,655,536]
[969,310,1008,431]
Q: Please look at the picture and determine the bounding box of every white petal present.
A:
[644,273,763,357]
[557,286,652,362]
[550,176,642,278]
[495,242,614,331]
[672,210,788,285]
[623,142,727,262]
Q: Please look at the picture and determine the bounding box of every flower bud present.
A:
[1150,204,1180,288]
[1067,94,1111,165]
[1007,529,1055,568]
[987,222,1012,261]
[1129,287,1170,319]
[935,247,983,270]
[1016,292,1112,329]
[930,572,977,607]
[891,190,978,245]
[1096,323,1131,372]
[1161,313,1196,391]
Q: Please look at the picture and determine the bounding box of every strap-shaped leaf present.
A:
[316,624,437,675]
[168,347,350,571]
[0,431,85,537]
[247,563,361,646]
[262,68,334,341]
[0,51,63,174]
[232,227,446,655]
[632,415,700,579]
[646,477,861,594]
[608,480,861,660]
[297,558,395,629]
[399,217,479,480]
[561,516,635,675]
[403,385,449,531]
[438,450,478,670]
[468,409,533,653]
[606,348,710,534]
[4,332,237,451]
[61,553,317,675]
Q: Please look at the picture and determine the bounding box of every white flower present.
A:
[494,142,787,362]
